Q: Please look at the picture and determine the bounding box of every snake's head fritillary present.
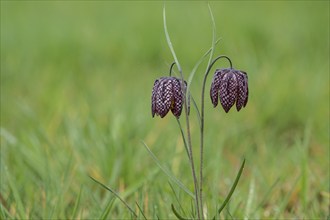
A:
[151,77,188,118]
[210,68,248,113]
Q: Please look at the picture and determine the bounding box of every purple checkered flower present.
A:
[151,77,188,118]
[210,68,249,113]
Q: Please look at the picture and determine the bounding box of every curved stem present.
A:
[169,62,176,76]
[206,55,232,75]
[199,55,233,218]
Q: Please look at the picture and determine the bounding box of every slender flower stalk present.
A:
[199,55,233,219]
[178,68,201,220]
[163,7,201,218]
[152,62,201,218]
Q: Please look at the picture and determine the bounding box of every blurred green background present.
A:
[1,1,329,219]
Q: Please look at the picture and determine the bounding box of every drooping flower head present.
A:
[151,76,188,118]
[210,68,249,113]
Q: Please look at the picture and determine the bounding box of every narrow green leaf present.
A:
[175,119,189,158]
[168,182,187,217]
[204,3,216,81]
[230,200,243,218]
[244,177,255,219]
[300,123,311,212]
[136,202,148,220]
[186,6,218,94]
[141,141,194,198]
[208,3,216,56]
[252,177,280,215]
[5,169,25,219]
[121,167,159,199]
[89,176,138,218]
[100,197,115,220]
[71,185,83,219]
[171,204,191,220]
[186,38,221,91]
[0,202,13,219]
[275,174,301,219]
[190,95,201,128]
[213,158,246,219]
[163,6,182,74]
[186,37,221,127]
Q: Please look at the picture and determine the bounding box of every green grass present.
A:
[1,1,329,219]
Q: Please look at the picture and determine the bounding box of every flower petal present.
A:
[241,71,249,107]
[235,71,248,111]
[171,78,183,118]
[210,69,229,107]
[210,71,220,107]
[219,71,238,113]
[151,79,160,117]
[155,78,166,117]
[160,77,173,117]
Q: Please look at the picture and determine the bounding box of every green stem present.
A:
[169,62,176,77]
[170,61,201,218]
[164,8,201,216]
[199,55,233,219]
[182,73,201,219]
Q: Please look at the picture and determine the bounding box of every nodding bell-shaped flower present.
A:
[210,68,249,113]
[151,76,188,119]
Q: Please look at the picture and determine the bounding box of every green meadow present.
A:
[1,1,329,219]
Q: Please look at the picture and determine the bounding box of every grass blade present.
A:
[163,6,182,74]
[186,38,221,93]
[275,174,301,219]
[141,141,194,198]
[171,204,191,220]
[206,3,216,70]
[0,194,13,219]
[71,185,83,219]
[190,95,201,127]
[168,182,187,217]
[89,176,138,218]
[185,36,222,127]
[213,158,246,219]
[244,177,255,220]
[5,170,26,219]
[187,5,218,94]
[176,118,189,158]
[252,177,280,215]
[136,202,148,220]
[100,197,115,220]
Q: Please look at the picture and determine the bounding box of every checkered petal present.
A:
[151,79,160,117]
[219,71,238,113]
[151,76,190,118]
[154,78,166,117]
[241,71,249,107]
[210,69,229,107]
[171,78,184,118]
[158,78,173,118]
[235,70,248,111]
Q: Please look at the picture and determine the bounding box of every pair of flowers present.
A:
[151,68,249,118]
